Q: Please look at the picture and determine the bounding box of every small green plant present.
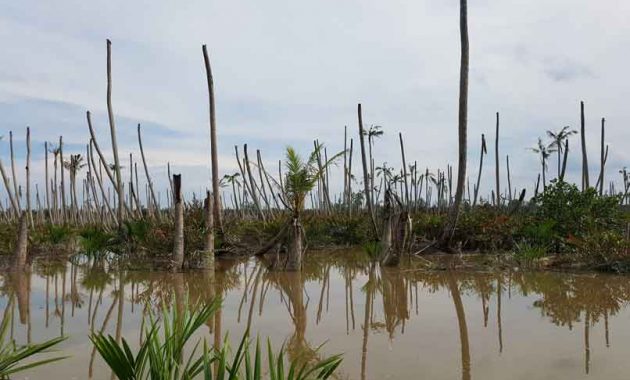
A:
[46,225,73,245]
[0,305,67,378]
[91,300,342,380]
[79,227,116,255]
[514,243,547,265]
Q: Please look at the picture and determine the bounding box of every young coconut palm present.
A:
[546,126,577,178]
[529,138,557,190]
[278,146,342,271]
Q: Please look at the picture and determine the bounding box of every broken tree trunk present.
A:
[358,104,379,238]
[172,174,184,270]
[202,45,224,235]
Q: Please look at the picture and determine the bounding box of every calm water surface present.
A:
[2,251,630,379]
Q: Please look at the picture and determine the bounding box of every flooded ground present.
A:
[2,250,630,379]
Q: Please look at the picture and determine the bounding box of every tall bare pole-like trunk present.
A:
[580,101,589,190]
[441,0,469,247]
[25,127,33,227]
[560,139,569,181]
[59,136,67,224]
[358,104,378,238]
[494,112,500,206]
[347,138,354,216]
[137,124,160,221]
[9,131,21,212]
[472,134,486,206]
[202,45,224,235]
[399,133,410,207]
[172,174,184,270]
[506,155,512,202]
[343,126,348,209]
[106,39,124,227]
[597,117,607,196]
[44,142,50,222]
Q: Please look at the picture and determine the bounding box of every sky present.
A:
[1,0,629,205]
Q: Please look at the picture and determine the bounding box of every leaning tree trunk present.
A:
[9,131,21,212]
[472,134,486,206]
[286,216,304,271]
[106,40,125,227]
[137,124,161,221]
[45,142,50,222]
[580,101,589,190]
[172,174,184,270]
[440,0,469,248]
[358,104,379,238]
[0,156,19,218]
[494,112,500,206]
[202,45,224,235]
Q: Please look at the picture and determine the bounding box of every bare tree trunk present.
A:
[560,139,569,181]
[59,136,67,224]
[14,212,28,267]
[506,155,512,202]
[9,132,22,212]
[358,104,379,238]
[473,134,486,206]
[243,144,265,220]
[580,101,589,190]
[347,139,354,216]
[105,40,125,227]
[343,126,348,210]
[137,124,161,221]
[203,190,215,268]
[89,141,115,223]
[172,174,184,270]
[22,128,32,227]
[286,217,304,271]
[597,117,606,196]
[0,155,19,218]
[202,45,224,235]
[441,0,469,248]
[44,142,50,222]
[399,133,410,207]
[494,112,500,206]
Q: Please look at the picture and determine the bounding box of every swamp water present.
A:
[2,250,630,380]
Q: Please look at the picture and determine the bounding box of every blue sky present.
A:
[1,0,629,203]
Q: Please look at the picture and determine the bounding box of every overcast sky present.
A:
[1,0,629,203]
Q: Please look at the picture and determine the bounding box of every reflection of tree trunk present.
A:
[584,310,590,375]
[448,273,471,380]
[361,263,375,380]
[246,266,263,331]
[89,294,118,379]
[111,273,125,380]
[46,274,50,328]
[497,277,503,353]
[61,267,66,337]
[381,267,409,339]
[604,311,610,348]
[284,272,306,360]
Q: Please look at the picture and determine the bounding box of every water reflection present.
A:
[2,252,630,379]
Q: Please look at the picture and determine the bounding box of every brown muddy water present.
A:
[2,250,630,380]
